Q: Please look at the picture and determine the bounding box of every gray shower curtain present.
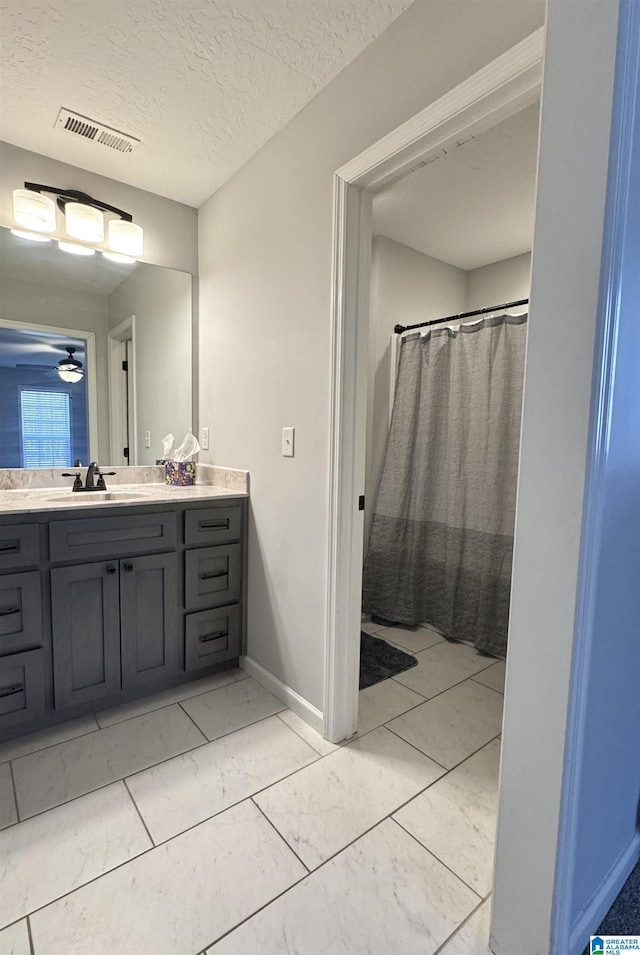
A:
[362,312,527,657]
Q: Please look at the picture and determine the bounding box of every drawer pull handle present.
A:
[199,570,227,580]
[0,542,19,554]
[0,682,23,699]
[199,630,228,643]
[199,520,229,530]
[0,607,20,617]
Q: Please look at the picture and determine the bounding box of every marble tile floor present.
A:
[0,643,503,955]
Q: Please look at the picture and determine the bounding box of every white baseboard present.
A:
[239,655,324,734]
[569,831,640,955]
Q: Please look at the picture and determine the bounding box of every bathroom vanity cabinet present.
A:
[0,495,247,742]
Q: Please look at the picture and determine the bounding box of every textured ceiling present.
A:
[0,0,413,208]
[373,103,540,271]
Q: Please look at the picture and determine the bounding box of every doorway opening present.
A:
[108,315,137,466]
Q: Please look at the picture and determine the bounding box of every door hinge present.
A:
[122,360,128,371]
[358,495,365,511]
[123,447,129,459]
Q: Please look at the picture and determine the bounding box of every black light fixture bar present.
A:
[23,182,133,222]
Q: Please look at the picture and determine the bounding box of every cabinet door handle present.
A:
[106,565,117,575]
[199,520,229,530]
[0,607,20,617]
[199,630,228,643]
[0,682,23,699]
[199,570,227,580]
[124,562,134,572]
[0,542,19,554]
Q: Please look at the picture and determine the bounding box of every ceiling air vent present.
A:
[55,109,140,155]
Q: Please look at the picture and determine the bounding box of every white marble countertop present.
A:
[0,482,247,516]
[0,464,249,516]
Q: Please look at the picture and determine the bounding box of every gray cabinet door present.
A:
[51,562,121,710]
[120,552,180,691]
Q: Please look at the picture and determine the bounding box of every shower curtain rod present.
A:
[393,298,529,335]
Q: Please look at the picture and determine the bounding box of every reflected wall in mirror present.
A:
[0,226,193,469]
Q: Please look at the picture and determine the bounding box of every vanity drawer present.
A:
[49,513,177,563]
[0,649,46,730]
[0,524,40,572]
[185,605,240,671]
[185,543,241,610]
[0,572,42,656]
[184,506,242,547]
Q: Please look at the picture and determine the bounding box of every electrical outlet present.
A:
[145,430,151,448]
[202,427,210,450]
[282,426,295,457]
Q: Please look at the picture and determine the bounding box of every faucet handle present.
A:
[61,472,83,491]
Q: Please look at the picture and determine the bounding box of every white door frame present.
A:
[108,315,137,466]
[0,317,99,464]
[324,27,545,743]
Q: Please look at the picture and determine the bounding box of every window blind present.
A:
[20,389,72,468]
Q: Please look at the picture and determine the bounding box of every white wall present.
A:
[365,236,466,551]
[0,142,198,274]
[198,0,545,712]
[0,276,111,458]
[465,252,531,311]
[491,2,620,953]
[109,266,192,465]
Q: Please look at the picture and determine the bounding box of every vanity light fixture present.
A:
[12,182,143,258]
[57,347,84,383]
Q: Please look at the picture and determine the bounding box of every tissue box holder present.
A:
[165,462,196,486]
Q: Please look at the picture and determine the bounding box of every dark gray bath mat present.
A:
[359,632,418,690]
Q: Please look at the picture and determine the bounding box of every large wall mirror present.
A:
[0,226,193,469]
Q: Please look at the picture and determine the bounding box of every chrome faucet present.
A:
[62,462,117,492]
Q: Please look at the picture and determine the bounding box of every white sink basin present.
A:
[36,489,148,505]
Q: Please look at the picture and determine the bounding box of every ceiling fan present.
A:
[16,345,85,383]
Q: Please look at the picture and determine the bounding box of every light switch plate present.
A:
[202,427,210,450]
[144,430,151,448]
[282,427,295,457]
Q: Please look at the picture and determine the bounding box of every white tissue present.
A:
[161,433,174,459]
[172,431,201,462]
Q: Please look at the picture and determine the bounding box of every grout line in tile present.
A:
[383,721,502,773]
[178,701,289,744]
[431,894,489,955]
[391,815,483,900]
[381,724,448,771]
[122,777,156,848]
[95,673,243,730]
[7,757,20,824]
[10,707,291,826]
[0,718,102,768]
[390,664,502,707]
[274,713,335,757]
[250,797,310,874]
[469,676,505,697]
[26,914,35,955]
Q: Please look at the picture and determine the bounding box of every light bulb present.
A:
[58,241,95,256]
[108,219,143,257]
[65,202,104,242]
[10,229,51,243]
[58,368,84,383]
[13,189,56,233]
